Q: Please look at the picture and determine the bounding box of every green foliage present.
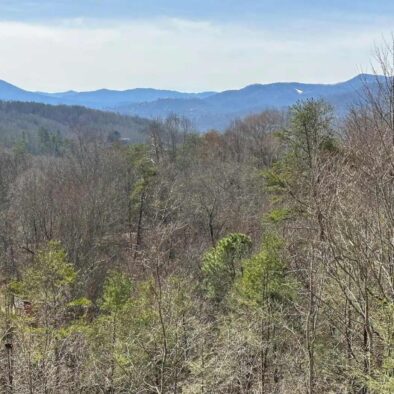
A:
[277,99,335,179]
[12,132,28,156]
[100,271,132,313]
[128,144,157,179]
[264,100,336,222]
[366,302,394,393]
[88,275,198,392]
[263,158,294,195]
[319,134,339,153]
[285,100,333,152]
[10,240,76,301]
[367,357,394,393]
[235,233,294,307]
[36,241,76,285]
[67,297,92,308]
[38,128,66,156]
[127,144,157,210]
[202,233,252,302]
[264,207,292,224]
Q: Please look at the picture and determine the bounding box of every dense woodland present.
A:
[1,48,394,393]
[0,101,150,152]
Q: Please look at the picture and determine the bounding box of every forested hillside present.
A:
[0,74,381,130]
[0,101,151,153]
[1,62,394,393]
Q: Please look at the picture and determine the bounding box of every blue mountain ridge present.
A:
[0,74,382,130]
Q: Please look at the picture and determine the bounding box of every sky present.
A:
[0,0,393,92]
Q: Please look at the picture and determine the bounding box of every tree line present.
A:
[0,101,150,153]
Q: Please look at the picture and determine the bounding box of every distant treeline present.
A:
[0,101,151,153]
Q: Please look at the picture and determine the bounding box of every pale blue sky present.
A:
[0,1,392,91]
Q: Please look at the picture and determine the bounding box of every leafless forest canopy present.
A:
[1,43,394,393]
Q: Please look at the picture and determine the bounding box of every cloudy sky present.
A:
[0,0,393,92]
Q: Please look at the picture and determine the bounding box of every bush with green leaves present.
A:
[202,233,252,303]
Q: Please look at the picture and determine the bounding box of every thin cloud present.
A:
[0,18,389,92]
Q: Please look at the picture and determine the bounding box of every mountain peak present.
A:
[0,79,23,90]
[347,73,379,83]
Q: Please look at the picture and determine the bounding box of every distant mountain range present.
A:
[0,74,380,130]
